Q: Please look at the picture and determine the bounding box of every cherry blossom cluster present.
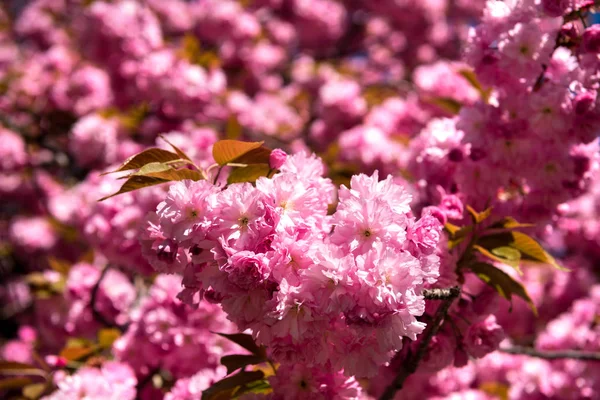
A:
[141,152,441,379]
[42,361,137,400]
[410,0,600,222]
[372,285,600,400]
[113,274,240,380]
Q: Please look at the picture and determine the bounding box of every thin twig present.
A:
[213,165,224,185]
[500,346,600,361]
[379,286,461,400]
[89,265,117,328]
[423,287,460,300]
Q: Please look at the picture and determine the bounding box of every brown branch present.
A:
[379,286,461,400]
[500,346,600,361]
[89,265,118,328]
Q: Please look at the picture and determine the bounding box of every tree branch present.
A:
[500,346,600,361]
[379,286,461,400]
[423,287,460,300]
[89,265,117,328]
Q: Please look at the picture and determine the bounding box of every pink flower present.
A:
[222,250,271,290]
[464,315,505,358]
[407,214,443,256]
[582,25,600,53]
[0,128,28,172]
[43,362,137,400]
[69,114,121,168]
[541,0,570,17]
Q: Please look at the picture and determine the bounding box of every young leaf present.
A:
[102,148,181,175]
[130,162,172,176]
[202,370,265,400]
[159,135,192,161]
[445,223,472,239]
[478,232,568,271]
[212,140,264,166]
[214,333,264,357]
[232,147,272,165]
[424,96,462,115]
[0,361,43,376]
[225,116,243,140]
[59,345,96,362]
[220,354,266,375]
[99,176,168,201]
[47,257,71,275]
[233,379,272,398]
[468,262,537,315]
[0,377,33,391]
[467,205,492,224]
[488,216,534,230]
[98,328,121,349]
[131,163,204,181]
[473,245,522,274]
[448,236,467,250]
[444,223,461,236]
[227,164,271,184]
[458,69,492,102]
[22,382,46,399]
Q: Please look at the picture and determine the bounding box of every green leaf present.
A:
[233,379,272,398]
[468,262,537,315]
[129,161,172,176]
[98,175,168,201]
[478,232,568,271]
[227,164,271,184]
[0,377,33,391]
[214,333,264,357]
[202,370,265,400]
[473,245,522,274]
[102,148,181,175]
[492,246,522,263]
[467,205,493,224]
[212,140,264,166]
[23,383,46,399]
[488,217,534,230]
[221,355,266,375]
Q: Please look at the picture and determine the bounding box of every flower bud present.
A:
[583,25,600,53]
[541,0,569,17]
[269,148,287,169]
[574,91,596,116]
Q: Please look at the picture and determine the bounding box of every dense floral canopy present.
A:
[1,0,600,399]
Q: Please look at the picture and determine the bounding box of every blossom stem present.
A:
[499,346,600,361]
[379,286,461,400]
